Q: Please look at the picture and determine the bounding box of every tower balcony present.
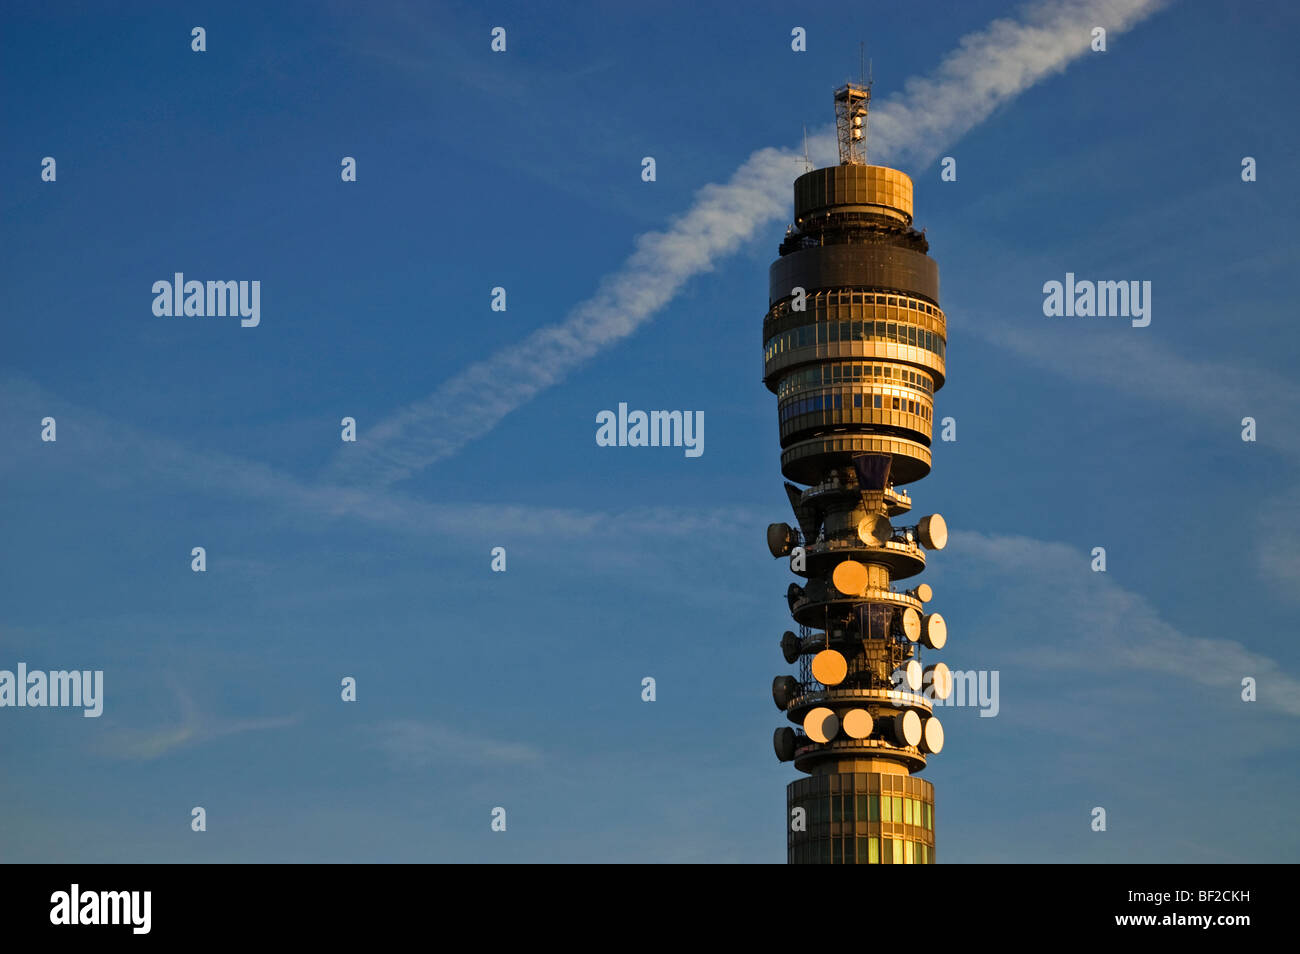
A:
[782,432,931,486]
[785,685,935,722]
[799,537,927,580]
[798,475,913,515]
[793,735,928,775]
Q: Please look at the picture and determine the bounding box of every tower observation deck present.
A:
[765,82,953,865]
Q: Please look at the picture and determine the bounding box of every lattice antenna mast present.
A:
[834,71,872,166]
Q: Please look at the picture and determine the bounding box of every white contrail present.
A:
[329,0,1173,487]
[868,0,1173,169]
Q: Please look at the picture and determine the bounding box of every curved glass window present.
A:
[765,320,946,363]
[776,362,936,398]
[778,387,932,425]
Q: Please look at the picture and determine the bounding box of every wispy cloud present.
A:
[1,374,757,543]
[949,530,1300,716]
[964,318,1300,460]
[99,679,300,761]
[961,304,1300,598]
[326,0,1175,488]
[369,719,543,769]
[868,0,1174,170]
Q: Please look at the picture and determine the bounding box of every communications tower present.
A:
[765,80,953,864]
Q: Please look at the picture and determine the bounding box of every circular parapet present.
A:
[793,736,927,775]
[795,540,926,585]
[786,685,935,720]
[794,165,914,226]
[782,433,931,486]
[790,569,927,624]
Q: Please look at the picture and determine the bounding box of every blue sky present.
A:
[2,0,1297,862]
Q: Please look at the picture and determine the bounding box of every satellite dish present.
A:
[899,607,922,642]
[921,716,945,754]
[918,514,948,550]
[802,578,829,604]
[907,583,933,603]
[921,612,947,649]
[772,675,799,711]
[924,662,952,701]
[842,708,874,739]
[903,659,922,691]
[888,710,923,747]
[786,583,805,612]
[766,523,796,558]
[831,559,869,596]
[811,649,848,686]
[780,631,802,664]
[773,726,796,762]
[857,513,892,546]
[803,707,839,744]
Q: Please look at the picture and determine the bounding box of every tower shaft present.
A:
[765,90,951,865]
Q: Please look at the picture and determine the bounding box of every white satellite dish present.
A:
[921,716,944,754]
[803,707,839,744]
[921,613,947,650]
[842,708,874,739]
[907,583,933,603]
[924,662,952,701]
[891,659,922,692]
[832,559,869,596]
[904,659,922,691]
[857,513,892,546]
[811,649,848,686]
[900,607,922,642]
[918,514,948,550]
[888,710,922,747]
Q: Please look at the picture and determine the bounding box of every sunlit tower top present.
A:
[833,81,872,165]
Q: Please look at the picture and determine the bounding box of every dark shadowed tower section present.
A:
[765,81,953,865]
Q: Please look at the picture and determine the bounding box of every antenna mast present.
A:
[835,47,873,166]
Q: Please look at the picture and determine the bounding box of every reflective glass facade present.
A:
[764,318,947,363]
[787,771,935,864]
